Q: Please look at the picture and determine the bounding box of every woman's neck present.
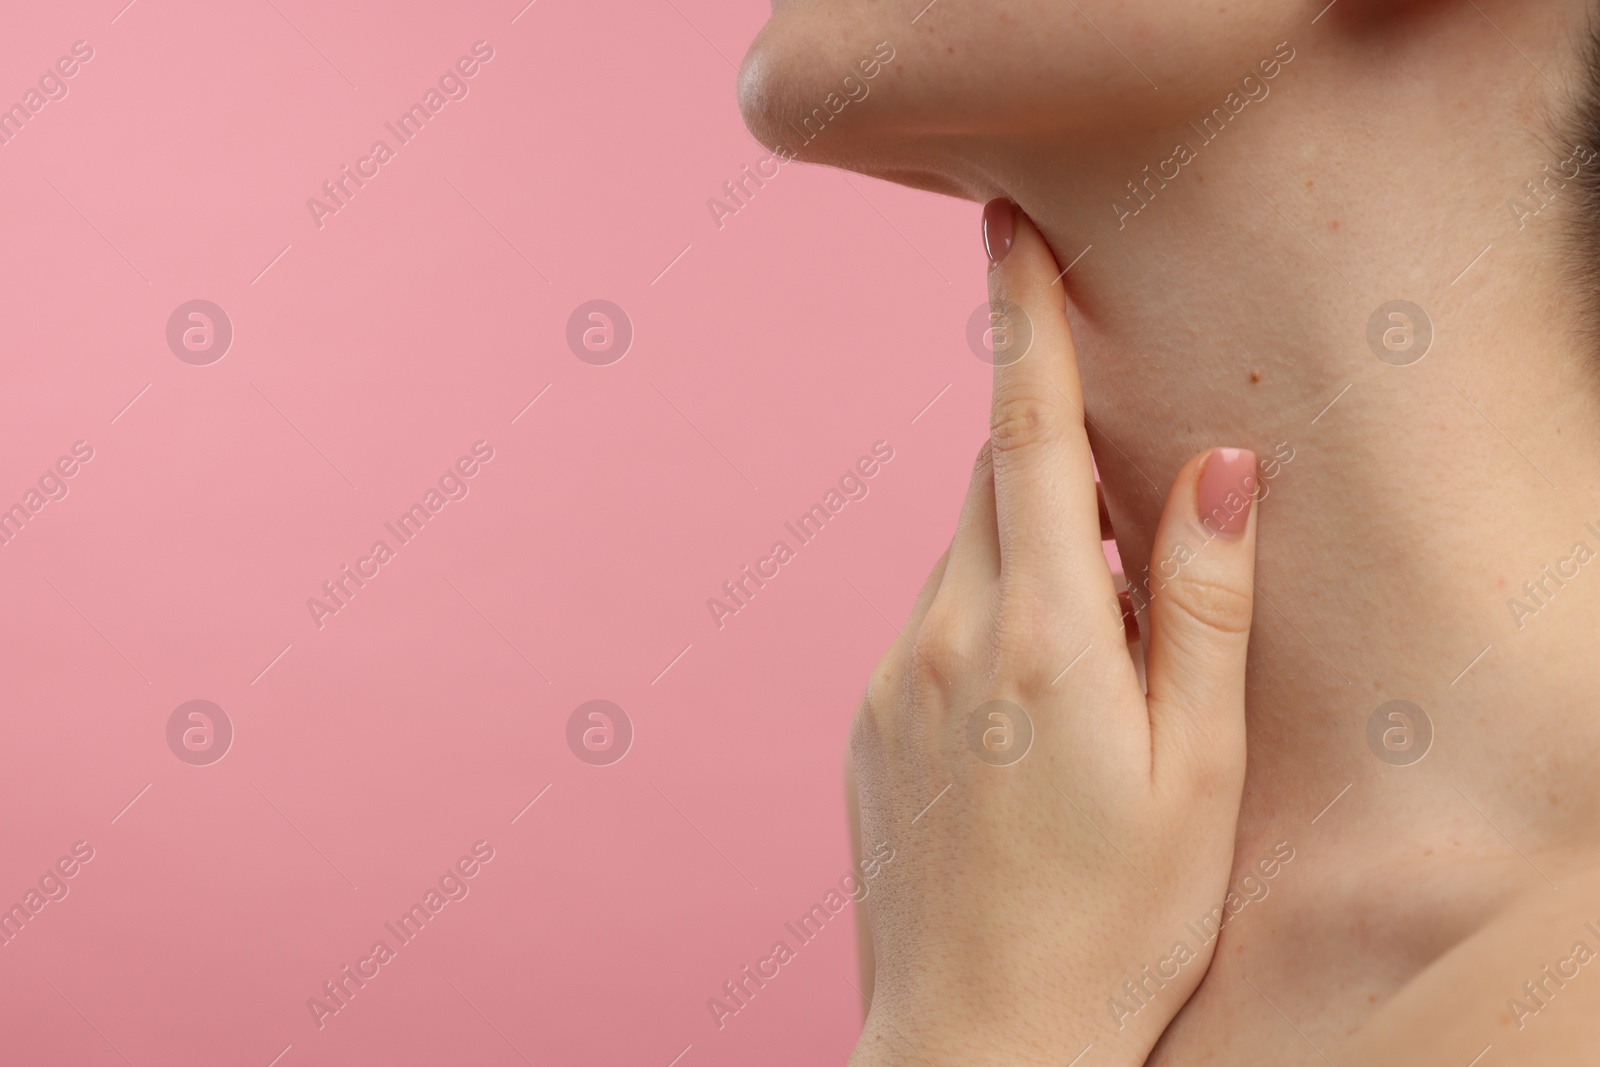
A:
[992,13,1600,858]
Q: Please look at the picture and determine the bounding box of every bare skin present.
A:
[847,207,1268,1067]
[741,0,1600,1062]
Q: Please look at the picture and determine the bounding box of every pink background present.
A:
[0,1,996,1064]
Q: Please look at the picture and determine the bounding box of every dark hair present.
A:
[1562,21,1600,354]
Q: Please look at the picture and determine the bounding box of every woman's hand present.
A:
[847,201,1261,1067]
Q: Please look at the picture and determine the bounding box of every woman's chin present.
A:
[738,21,850,145]
[738,21,982,200]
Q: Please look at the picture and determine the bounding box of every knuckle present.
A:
[910,603,974,686]
[989,392,1058,456]
[1160,570,1255,637]
[995,649,1055,694]
[855,660,905,752]
[861,651,905,720]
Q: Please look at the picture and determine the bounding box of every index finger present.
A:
[982,198,1117,608]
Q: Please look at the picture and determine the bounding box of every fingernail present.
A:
[982,197,1016,265]
[1196,448,1258,539]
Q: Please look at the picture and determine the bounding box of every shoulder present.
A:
[1343,860,1600,1065]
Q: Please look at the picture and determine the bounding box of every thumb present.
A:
[1142,447,1259,785]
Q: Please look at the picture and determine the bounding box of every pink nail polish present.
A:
[1195,448,1258,538]
[982,198,1015,265]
